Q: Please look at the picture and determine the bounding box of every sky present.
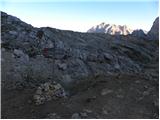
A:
[0,0,159,32]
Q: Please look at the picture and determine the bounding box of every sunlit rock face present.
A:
[87,22,133,35]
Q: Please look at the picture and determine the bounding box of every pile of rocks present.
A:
[33,82,66,105]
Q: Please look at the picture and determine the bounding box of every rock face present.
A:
[148,17,159,40]
[1,11,158,92]
[131,29,147,39]
[87,22,133,35]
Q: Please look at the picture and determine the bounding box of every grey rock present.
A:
[148,17,159,40]
[13,49,29,63]
[9,31,18,36]
[102,108,109,115]
[103,53,113,60]
[13,49,24,56]
[116,94,124,98]
[71,113,81,119]
[101,89,113,96]
[114,63,120,70]
[142,91,150,96]
[56,40,65,49]
[83,109,92,113]
[57,62,67,70]
[132,29,147,39]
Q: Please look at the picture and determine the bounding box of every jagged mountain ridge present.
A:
[87,22,133,35]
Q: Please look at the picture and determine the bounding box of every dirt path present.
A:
[1,74,158,119]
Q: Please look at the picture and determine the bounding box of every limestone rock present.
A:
[87,23,133,35]
[33,82,66,105]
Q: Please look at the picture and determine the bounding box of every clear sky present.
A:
[0,0,159,32]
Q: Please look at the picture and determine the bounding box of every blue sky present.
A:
[1,0,159,32]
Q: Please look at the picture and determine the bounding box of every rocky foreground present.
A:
[1,11,159,118]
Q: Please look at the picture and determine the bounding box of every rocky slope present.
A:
[87,22,133,35]
[2,11,158,90]
[1,11,159,118]
[148,17,159,40]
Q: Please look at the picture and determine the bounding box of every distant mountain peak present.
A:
[87,23,133,35]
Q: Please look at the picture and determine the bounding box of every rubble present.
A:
[33,82,66,105]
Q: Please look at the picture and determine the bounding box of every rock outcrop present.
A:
[131,29,147,39]
[1,11,158,92]
[148,17,159,40]
[87,22,133,35]
[33,82,66,105]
